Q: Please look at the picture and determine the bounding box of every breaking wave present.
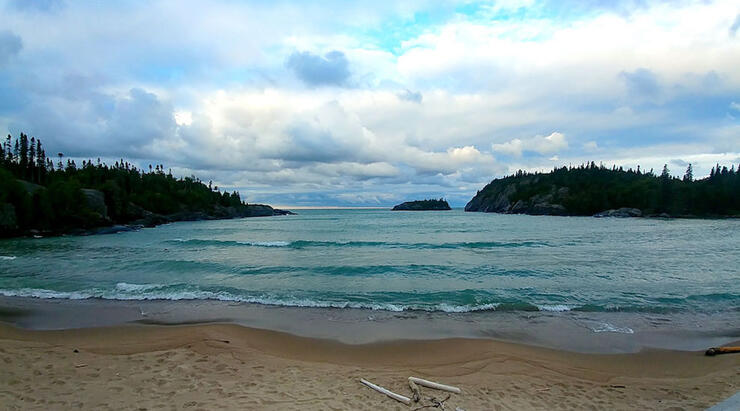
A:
[165,239,549,250]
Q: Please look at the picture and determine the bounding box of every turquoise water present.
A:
[0,210,738,315]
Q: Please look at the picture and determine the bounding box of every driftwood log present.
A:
[408,378,422,402]
[360,378,411,405]
[408,377,462,394]
[705,346,740,356]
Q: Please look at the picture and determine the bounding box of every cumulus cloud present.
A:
[7,0,64,12]
[492,132,567,157]
[286,50,350,86]
[0,31,22,65]
[397,89,422,103]
[730,14,740,36]
[620,68,660,97]
[1,0,740,206]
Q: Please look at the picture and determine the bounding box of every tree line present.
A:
[491,161,739,216]
[1,133,249,236]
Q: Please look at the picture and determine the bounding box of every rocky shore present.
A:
[7,186,294,238]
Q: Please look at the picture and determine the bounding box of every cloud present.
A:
[620,68,660,97]
[1,0,739,206]
[7,0,64,12]
[730,14,740,36]
[397,89,423,103]
[492,132,567,157]
[286,50,350,86]
[730,101,740,112]
[0,31,22,65]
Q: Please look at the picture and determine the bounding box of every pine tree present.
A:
[683,163,693,182]
[37,140,46,183]
[4,135,10,163]
[19,133,29,177]
[660,164,670,179]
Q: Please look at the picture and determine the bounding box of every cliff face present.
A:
[465,176,571,215]
[392,199,451,211]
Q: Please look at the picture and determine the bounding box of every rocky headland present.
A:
[465,164,739,218]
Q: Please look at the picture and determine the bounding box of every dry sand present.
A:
[0,322,738,410]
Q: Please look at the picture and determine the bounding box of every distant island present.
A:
[392,198,451,211]
[0,133,292,238]
[465,162,739,218]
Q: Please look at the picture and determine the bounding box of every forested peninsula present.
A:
[466,162,739,218]
[0,133,291,238]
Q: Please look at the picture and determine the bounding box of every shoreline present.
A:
[1,321,738,410]
[1,295,738,354]
[1,205,296,240]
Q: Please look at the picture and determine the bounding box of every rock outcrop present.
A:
[81,189,108,220]
[465,177,570,216]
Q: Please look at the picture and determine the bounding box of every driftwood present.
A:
[412,393,451,410]
[705,346,740,356]
[408,378,421,402]
[360,378,411,405]
[408,377,462,394]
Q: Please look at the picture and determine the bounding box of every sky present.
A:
[0,0,739,207]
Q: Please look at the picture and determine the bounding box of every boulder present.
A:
[16,179,45,195]
[272,208,296,215]
[81,189,108,219]
[243,204,276,217]
[530,202,568,216]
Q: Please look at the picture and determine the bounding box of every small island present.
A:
[392,198,452,211]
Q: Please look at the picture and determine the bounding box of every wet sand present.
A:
[1,322,738,410]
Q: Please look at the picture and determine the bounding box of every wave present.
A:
[168,239,290,247]
[537,304,574,312]
[165,239,549,250]
[585,321,635,334]
[0,285,524,312]
[0,256,17,260]
[1,285,733,315]
[115,282,166,292]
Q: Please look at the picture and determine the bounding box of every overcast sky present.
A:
[1,0,739,206]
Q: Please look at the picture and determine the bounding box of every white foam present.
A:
[0,256,17,260]
[537,304,573,312]
[590,322,634,334]
[115,282,165,292]
[0,285,511,314]
[0,288,98,300]
[435,302,500,313]
[242,241,290,247]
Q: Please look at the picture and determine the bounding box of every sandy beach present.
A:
[1,322,738,410]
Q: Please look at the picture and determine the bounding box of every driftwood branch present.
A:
[409,378,422,402]
[409,377,462,394]
[705,346,740,356]
[360,378,411,405]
